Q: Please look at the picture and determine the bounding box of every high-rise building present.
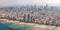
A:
[23,13,34,22]
[44,4,48,10]
[27,14,31,22]
[31,16,34,22]
[27,14,35,22]
[23,14,26,22]
[23,14,29,22]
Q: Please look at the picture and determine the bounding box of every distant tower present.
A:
[46,4,48,8]
[44,4,48,10]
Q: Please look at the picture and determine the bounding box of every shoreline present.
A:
[0,19,59,28]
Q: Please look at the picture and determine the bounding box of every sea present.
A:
[0,20,60,30]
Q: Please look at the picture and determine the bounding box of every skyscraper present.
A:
[44,4,48,10]
[23,14,26,22]
[27,14,31,22]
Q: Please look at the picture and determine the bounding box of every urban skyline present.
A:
[0,4,60,26]
[0,0,60,7]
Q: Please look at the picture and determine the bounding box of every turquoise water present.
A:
[0,20,58,30]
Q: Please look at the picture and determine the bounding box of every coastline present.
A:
[0,19,58,28]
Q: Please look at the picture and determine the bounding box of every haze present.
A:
[0,0,60,7]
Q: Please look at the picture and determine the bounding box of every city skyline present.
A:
[0,0,60,7]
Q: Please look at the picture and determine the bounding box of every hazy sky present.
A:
[0,0,60,7]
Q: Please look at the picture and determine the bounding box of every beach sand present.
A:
[0,19,57,28]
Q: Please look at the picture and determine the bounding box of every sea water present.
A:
[0,20,59,30]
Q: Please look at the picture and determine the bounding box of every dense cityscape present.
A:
[0,4,60,26]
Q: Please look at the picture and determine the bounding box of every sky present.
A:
[0,0,60,7]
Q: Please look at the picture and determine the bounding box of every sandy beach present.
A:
[0,19,57,28]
